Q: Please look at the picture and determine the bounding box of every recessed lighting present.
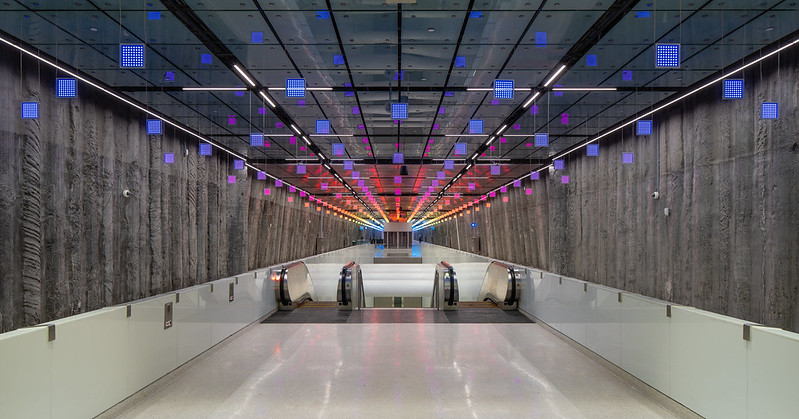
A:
[89,27,98,32]
[427,27,435,32]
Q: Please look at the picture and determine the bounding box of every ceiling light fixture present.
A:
[466,88,493,91]
[259,91,276,108]
[183,87,248,91]
[232,64,256,87]
[302,136,311,145]
[496,124,507,135]
[543,64,567,87]
[290,124,302,134]
[552,87,617,91]
[522,91,540,108]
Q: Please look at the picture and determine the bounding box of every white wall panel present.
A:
[126,295,179,393]
[175,287,211,365]
[585,286,621,365]
[619,294,671,394]
[747,327,799,418]
[0,327,51,419]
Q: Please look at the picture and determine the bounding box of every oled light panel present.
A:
[535,133,548,147]
[723,79,744,99]
[56,78,77,98]
[655,44,680,68]
[234,159,245,170]
[146,119,162,135]
[258,172,267,180]
[394,176,402,184]
[622,70,632,81]
[494,80,514,99]
[251,31,263,43]
[513,180,521,187]
[343,160,353,170]
[586,144,599,156]
[454,143,467,155]
[201,54,212,64]
[490,165,501,175]
[250,133,264,146]
[393,153,404,164]
[296,164,306,174]
[586,55,597,67]
[316,120,330,134]
[352,171,359,179]
[455,56,466,68]
[437,171,445,180]
[761,102,778,119]
[469,120,483,134]
[317,11,330,19]
[164,153,174,164]
[554,159,565,170]
[470,11,482,18]
[199,143,212,156]
[535,32,546,46]
[120,44,145,68]
[392,103,408,119]
[530,171,540,180]
[333,54,344,65]
[444,160,454,170]
[637,120,652,135]
[286,79,305,97]
[468,183,475,190]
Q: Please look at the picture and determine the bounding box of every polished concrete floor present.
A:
[107,317,692,418]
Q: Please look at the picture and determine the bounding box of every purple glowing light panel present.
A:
[393,153,404,164]
[491,99,499,105]
[264,188,271,195]
[469,120,483,134]
[561,113,569,124]
[250,133,264,147]
[500,186,507,193]
[490,165,501,175]
[357,179,364,187]
[444,160,455,170]
[437,171,445,180]
[530,171,540,180]
[394,176,402,184]
[297,99,305,106]
[199,143,212,156]
[622,152,634,164]
[289,136,296,144]
[336,193,342,199]
[513,180,521,187]
[553,160,565,170]
[392,103,408,119]
[120,44,145,68]
[761,102,778,119]
[228,115,236,125]
[468,183,475,190]
[535,133,548,147]
[228,175,236,184]
[432,180,439,187]
[56,78,77,98]
[561,176,569,184]
[494,79,514,99]
[454,193,461,198]
[289,186,296,192]
[428,186,434,193]
[587,144,599,156]
[395,188,401,196]
[234,159,245,170]
[526,188,532,195]
[332,143,345,156]
[146,119,162,135]
[286,79,305,97]
[454,143,467,155]
[723,79,744,99]
[553,85,563,97]
[316,120,330,134]
[275,179,283,187]
[637,120,653,135]
[655,44,680,68]
[622,70,633,81]
[321,183,328,190]
[352,171,360,179]
[530,105,539,115]
[489,191,496,197]
[296,164,306,174]
[343,160,353,170]
[438,107,445,114]
[352,106,360,115]
[258,172,267,180]
[164,153,174,164]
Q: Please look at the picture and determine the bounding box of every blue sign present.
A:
[471,222,478,228]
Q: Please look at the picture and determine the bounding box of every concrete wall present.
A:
[430,50,799,332]
[0,44,359,333]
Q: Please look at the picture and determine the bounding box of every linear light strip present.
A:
[543,64,567,87]
[183,87,248,91]
[232,64,255,87]
[553,36,799,161]
[552,87,617,91]
[522,91,541,108]
[258,90,276,108]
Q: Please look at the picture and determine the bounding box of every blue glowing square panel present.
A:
[587,144,599,156]
[21,102,38,119]
[470,11,483,18]
[553,159,565,170]
[343,160,353,170]
[535,32,546,46]
[201,54,212,64]
[469,120,483,134]
[490,165,500,175]
[455,56,466,68]
[623,152,634,164]
[316,10,330,19]
[723,79,744,99]
[444,160,454,170]
[296,164,306,174]
[234,159,245,170]
[391,103,408,119]
[393,153,404,164]
[250,133,264,147]
[163,153,174,164]
[120,44,145,68]
[56,78,77,98]
[286,78,305,97]
[199,143,212,156]
[622,70,632,81]
[586,55,597,67]
[534,133,548,147]
[316,120,330,134]
[636,11,651,18]
[454,143,467,155]
[494,79,514,99]
[164,71,175,82]
[655,44,680,68]
[251,31,263,43]
[146,119,162,135]
[636,120,652,135]
[332,143,345,155]
[333,54,344,65]
[761,102,778,119]
[148,11,161,20]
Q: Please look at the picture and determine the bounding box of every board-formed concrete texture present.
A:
[0,44,362,333]
[428,49,799,332]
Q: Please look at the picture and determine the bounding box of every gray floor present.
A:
[107,318,695,419]
[262,307,533,324]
